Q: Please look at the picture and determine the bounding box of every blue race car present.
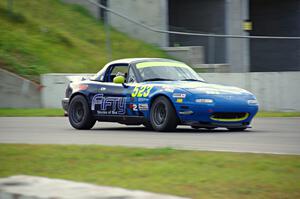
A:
[62,58,259,131]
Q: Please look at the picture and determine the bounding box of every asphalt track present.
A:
[0,117,299,155]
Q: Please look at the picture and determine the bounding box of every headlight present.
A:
[248,99,258,105]
[195,98,214,104]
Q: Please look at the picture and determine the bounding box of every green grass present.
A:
[0,108,64,117]
[256,112,300,117]
[0,144,299,199]
[0,108,300,117]
[0,0,169,82]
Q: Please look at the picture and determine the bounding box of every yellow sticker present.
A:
[131,85,153,98]
[176,98,183,103]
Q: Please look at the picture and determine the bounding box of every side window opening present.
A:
[107,65,128,82]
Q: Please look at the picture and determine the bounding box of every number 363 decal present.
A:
[131,85,153,98]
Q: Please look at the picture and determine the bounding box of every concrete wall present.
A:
[41,73,93,108]
[163,46,204,66]
[41,72,300,111]
[0,69,41,108]
[109,0,168,47]
[225,0,250,72]
[201,72,300,111]
[0,175,187,199]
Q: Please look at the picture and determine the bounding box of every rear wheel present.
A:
[68,95,96,130]
[150,96,177,132]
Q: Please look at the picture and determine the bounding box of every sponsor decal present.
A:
[130,97,135,102]
[91,94,126,115]
[138,103,149,111]
[138,97,149,102]
[173,93,186,98]
[205,90,220,95]
[176,98,183,103]
[129,104,138,111]
[162,86,174,92]
[131,85,153,98]
[224,96,233,100]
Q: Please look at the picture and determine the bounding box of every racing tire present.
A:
[68,95,96,130]
[143,121,153,130]
[227,128,247,132]
[150,96,177,132]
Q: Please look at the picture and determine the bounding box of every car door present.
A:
[91,64,130,116]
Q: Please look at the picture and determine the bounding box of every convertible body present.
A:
[63,58,259,131]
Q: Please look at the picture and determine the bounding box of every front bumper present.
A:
[185,120,251,129]
[175,100,258,128]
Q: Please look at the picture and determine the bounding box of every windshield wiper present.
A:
[181,78,204,82]
[143,78,173,82]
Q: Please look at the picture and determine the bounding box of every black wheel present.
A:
[227,128,247,132]
[68,95,96,130]
[143,121,153,130]
[150,96,177,132]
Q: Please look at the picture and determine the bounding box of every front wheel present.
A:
[143,121,153,130]
[150,96,177,132]
[68,95,96,130]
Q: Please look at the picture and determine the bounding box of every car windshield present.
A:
[136,62,205,82]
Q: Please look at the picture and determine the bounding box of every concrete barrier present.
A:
[41,73,93,108]
[163,46,204,66]
[201,72,300,111]
[0,175,188,199]
[41,72,300,111]
[0,68,41,108]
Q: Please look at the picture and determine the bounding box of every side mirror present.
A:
[113,76,125,84]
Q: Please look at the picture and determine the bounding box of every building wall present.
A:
[0,69,41,108]
[225,0,250,72]
[169,0,251,72]
[108,0,168,47]
[61,0,299,72]
[250,0,300,72]
[169,0,227,64]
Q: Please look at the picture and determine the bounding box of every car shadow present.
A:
[90,126,259,134]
